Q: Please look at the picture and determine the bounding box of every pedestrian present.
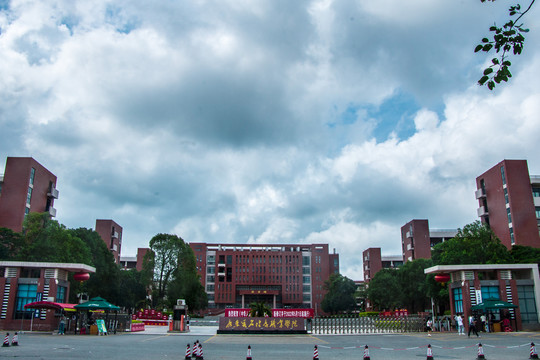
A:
[58,316,66,335]
[456,314,465,335]
[468,315,479,338]
[426,318,433,337]
[480,314,487,332]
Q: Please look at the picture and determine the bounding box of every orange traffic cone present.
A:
[313,345,319,359]
[531,342,539,359]
[426,344,433,360]
[247,345,252,360]
[185,344,191,360]
[2,333,9,347]
[477,343,485,359]
[11,332,18,346]
[363,345,370,360]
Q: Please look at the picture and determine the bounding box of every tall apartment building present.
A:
[401,219,457,262]
[95,219,123,264]
[362,247,403,282]
[189,243,339,315]
[0,157,59,232]
[475,159,540,249]
[120,248,150,271]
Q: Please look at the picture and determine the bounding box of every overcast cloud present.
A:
[1,0,539,280]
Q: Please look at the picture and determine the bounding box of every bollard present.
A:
[2,333,9,347]
[531,342,539,359]
[477,343,485,359]
[426,344,433,360]
[313,345,319,360]
[11,332,18,346]
[192,341,198,358]
[246,345,252,360]
[363,345,370,360]
[185,344,191,360]
[198,343,203,360]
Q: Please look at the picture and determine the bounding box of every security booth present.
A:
[171,299,189,332]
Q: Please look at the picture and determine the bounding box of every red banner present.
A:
[225,308,314,318]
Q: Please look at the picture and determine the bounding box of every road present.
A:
[0,326,538,359]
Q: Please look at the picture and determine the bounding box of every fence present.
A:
[309,315,425,334]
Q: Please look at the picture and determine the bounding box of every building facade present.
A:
[475,159,540,249]
[189,243,339,315]
[401,219,457,262]
[362,247,403,283]
[425,264,540,331]
[95,219,123,264]
[120,248,150,271]
[0,261,95,331]
[0,157,59,232]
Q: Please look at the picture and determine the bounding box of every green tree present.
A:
[510,245,540,265]
[166,244,207,311]
[117,269,148,311]
[366,269,401,311]
[431,221,512,265]
[248,302,272,317]
[398,258,432,313]
[0,227,23,260]
[476,0,535,90]
[321,273,357,314]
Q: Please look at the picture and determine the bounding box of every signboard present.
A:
[225,308,314,318]
[475,289,482,305]
[219,317,305,332]
[96,319,107,335]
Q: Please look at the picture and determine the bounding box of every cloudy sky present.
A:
[1,0,539,280]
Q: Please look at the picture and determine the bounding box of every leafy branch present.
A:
[475,0,535,90]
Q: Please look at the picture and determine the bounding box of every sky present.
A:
[1,0,540,281]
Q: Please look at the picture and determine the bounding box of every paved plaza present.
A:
[0,326,538,359]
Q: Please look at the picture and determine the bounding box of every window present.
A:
[207,275,215,283]
[507,207,512,224]
[14,283,37,319]
[481,286,499,300]
[56,286,67,303]
[510,228,515,245]
[536,207,540,219]
[532,187,540,197]
[207,284,215,292]
[207,256,215,265]
[501,165,506,185]
[227,255,232,265]
[453,288,463,314]
[30,167,35,185]
[303,276,310,284]
[207,267,215,274]
[302,256,310,266]
[504,188,509,204]
[26,187,32,205]
[20,268,40,278]
[517,285,538,323]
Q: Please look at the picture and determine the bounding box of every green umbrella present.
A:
[74,297,121,311]
[471,297,518,311]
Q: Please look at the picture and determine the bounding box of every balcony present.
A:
[475,188,486,199]
[477,206,488,217]
[217,271,225,277]
[405,231,412,238]
[48,207,57,217]
[407,243,414,251]
[112,231,119,239]
[47,187,59,199]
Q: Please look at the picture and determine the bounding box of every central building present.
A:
[189,243,339,315]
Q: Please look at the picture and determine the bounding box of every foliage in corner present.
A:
[248,301,272,317]
[476,0,535,90]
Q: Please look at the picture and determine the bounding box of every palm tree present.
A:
[248,301,272,317]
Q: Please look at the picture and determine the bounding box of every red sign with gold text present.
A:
[224,308,314,318]
[219,317,305,331]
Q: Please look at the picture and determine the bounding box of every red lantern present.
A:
[73,272,90,282]
[435,274,450,283]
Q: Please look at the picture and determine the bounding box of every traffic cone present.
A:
[313,345,319,359]
[2,333,9,347]
[363,345,370,360]
[531,342,539,359]
[477,343,485,359]
[11,332,18,346]
[192,341,198,358]
[426,344,433,360]
[185,344,191,360]
[246,345,252,360]
[198,343,204,360]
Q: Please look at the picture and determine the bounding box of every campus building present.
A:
[425,263,540,331]
[401,219,457,262]
[362,247,403,282]
[95,219,123,264]
[189,243,339,315]
[0,261,95,331]
[475,159,540,249]
[0,157,59,232]
[120,248,150,271]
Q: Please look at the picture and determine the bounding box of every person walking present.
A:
[468,315,479,338]
[426,318,433,337]
[456,314,465,335]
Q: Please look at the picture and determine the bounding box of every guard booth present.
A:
[172,299,189,332]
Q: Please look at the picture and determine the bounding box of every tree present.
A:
[431,221,512,265]
[0,227,23,260]
[116,269,148,311]
[510,245,540,265]
[476,0,535,90]
[248,302,272,317]
[366,269,401,311]
[148,233,185,305]
[321,273,357,314]
[398,259,432,313]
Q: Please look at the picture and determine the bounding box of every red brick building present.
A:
[120,248,150,271]
[475,160,540,249]
[95,219,123,264]
[362,247,402,282]
[401,219,457,262]
[0,261,95,331]
[189,243,339,315]
[0,157,59,232]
